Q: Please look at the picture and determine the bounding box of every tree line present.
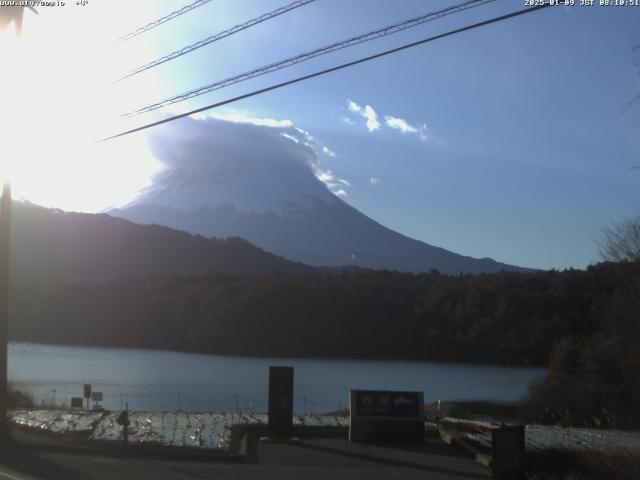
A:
[521,215,640,428]
[9,261,638,367]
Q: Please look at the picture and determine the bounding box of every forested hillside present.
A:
[10,261,638,366]
[8,202,313,283]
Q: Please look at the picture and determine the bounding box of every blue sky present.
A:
[8,0,640,270]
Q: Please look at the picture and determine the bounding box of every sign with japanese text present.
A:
[353,390,421,418]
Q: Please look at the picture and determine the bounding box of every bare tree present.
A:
[629,44,640,110]
[600,216,640,262]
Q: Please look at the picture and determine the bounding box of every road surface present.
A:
[0,432,489,479]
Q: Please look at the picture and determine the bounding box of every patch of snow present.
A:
[9,410,347,451]
[464,425,640,452]
[11,409,104,434]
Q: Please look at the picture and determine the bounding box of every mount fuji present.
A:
[110,115,526,274]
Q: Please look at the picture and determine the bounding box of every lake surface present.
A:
[9,343,546,413]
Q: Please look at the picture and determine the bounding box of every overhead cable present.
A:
[116,0,316,82]
[120,0,497,118]
[113,0,215,45]
[98,3,553,143]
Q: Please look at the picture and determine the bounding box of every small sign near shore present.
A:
[349,390,424,443]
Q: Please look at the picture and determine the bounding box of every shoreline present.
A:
[8,340,550,369]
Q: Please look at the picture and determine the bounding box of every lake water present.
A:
[8,343,546,413]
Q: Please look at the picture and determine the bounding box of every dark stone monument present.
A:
[349,390,424,443]
[268,366,294,439]
[492,424,526,479]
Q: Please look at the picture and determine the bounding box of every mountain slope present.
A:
[109,116,528,274]
[8,201,312,284]
[114,200,520,274]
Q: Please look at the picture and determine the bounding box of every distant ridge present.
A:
[8,201,312,284]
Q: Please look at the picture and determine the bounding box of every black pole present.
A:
[0,182,11,442]
[123,402,129,447]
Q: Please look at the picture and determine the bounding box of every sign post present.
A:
[91,391,103,410]
[83,384,92,411]
[268,366,294,439]
[349,390,424,443]
[116,402,130,448]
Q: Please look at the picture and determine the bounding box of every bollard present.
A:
[491,424,525,479]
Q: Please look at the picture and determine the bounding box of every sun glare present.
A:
[0,2,164,212]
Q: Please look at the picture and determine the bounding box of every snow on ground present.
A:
[16,409,637,453]
[465,425,640,452]
[9,410,348,451]
[11,409,104,434]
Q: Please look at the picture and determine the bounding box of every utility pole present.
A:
[0,4,38,445]
[0,183,11,442]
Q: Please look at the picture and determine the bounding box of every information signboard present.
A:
[349,389,424,443]
[354,390,421,417]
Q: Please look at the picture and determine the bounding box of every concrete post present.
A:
[492,424,526,479]
[0,183,11,442]
[267,366,294,439]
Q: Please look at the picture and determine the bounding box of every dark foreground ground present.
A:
[0,427,489,480]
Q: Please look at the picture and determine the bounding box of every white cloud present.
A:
[385,115,431,142]
[201,111,294,128]
[385,116,417,134]
[417,125,431,142]
[281,132,299,143]
[346,100,380,132]
[295,127,315,143]
[370,177,380,185]
[343,100,433,141]
[149,111,350,201]
[363,105,380,131]
[314,167,350,196]
[322,146,337,158]
[348,101,361,113]
[316,169,350,187]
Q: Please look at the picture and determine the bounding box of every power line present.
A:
[113,0,215,45]
[120,0,497,119]
[116,0,316,82]
[98,3,552,144]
